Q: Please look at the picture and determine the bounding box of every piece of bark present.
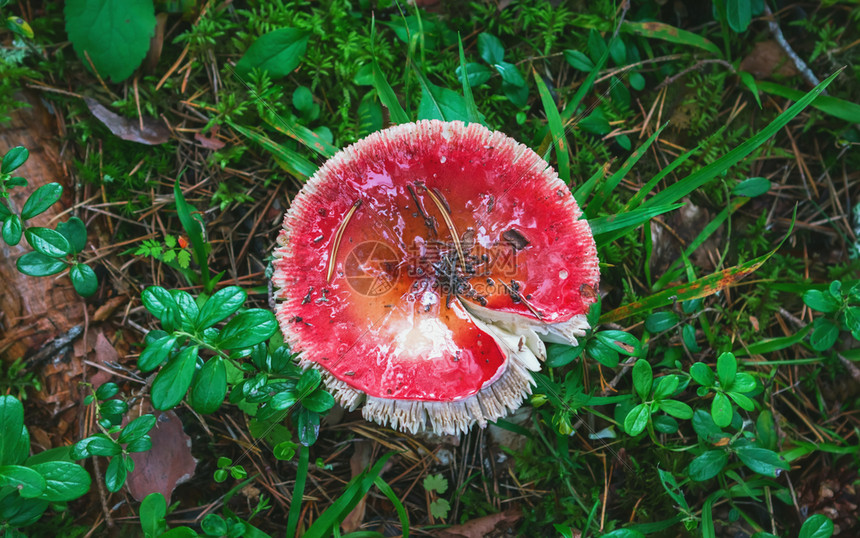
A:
[0,92,85,362]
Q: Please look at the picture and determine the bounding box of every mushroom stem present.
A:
[327,198,362,282]
[425,188,467,271]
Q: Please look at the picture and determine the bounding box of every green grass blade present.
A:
[371,16,409,124]
[286,444,310,538]
[573,166,605,207]
[262,111,337,158]
[644,70,841,210]
[228,121,317,179]
[559,48,610,122]
[591,203,683,246]
[756,80,860,124]
[601,207,796,323]
[621,21,722,58]
[624,143,699,210]
[458,33,482,125]
[373,476,410,537]
[651,197,750,290]
[173,179,211,292]
[587,123,667,217]
[533,70,570,183]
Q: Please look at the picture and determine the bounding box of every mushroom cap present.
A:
[272,120,598,434]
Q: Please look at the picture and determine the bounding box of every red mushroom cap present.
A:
[272,120,598,434]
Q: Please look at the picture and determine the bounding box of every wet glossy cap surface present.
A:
[272,120,598,402]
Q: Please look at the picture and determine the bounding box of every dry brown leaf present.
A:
[340,440,374,533]
[92,295,129,322]
[85,97,170,145]
[739,40,799,80]
[125,408,197,503]
[90,331,118,387]
[436,508,522,538]
[194,131,226,150]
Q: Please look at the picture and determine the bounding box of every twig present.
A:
[763,6,824,93]
[655,59,735,90]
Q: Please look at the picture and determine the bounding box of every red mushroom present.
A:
[272,120,598,435]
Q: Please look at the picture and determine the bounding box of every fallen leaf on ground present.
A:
[85,97,170,145]
[437,508,522,538]
[194,131,226,150]
[739,40,799,79]
[125,408,197,503]
[340,440,373,533]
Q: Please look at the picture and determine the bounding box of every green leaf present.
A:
[302,389,335,413]
[21,183,62,221]
[30,461,91,501]
[735,446,789,477]
[728,391,756,412]
[477,32,505,64]
[624,403,650,435]
[218,309,278,349]
[690,362,715,387]
[273,441,297,461]
[235,27,309,79]
[141,286,179,322]
[711,392,733,428]
[586,339,619,368]
[3,214,22,245]
[456,62,494,86]
[429,498,450,519]
[270,389,298,411]
[118,415,156,444]
[716,352,737,387]
[423,473,448,494]
[1,146,28,174]
[126,437,152,453]
[799,514,835,538]
[70,263,98,297]
[756,80,860,124]
[645,311,679,332]
[95,382,119,400]
[296,407,320,446]
[546,343,583,368]
[0,465,46,498]
[756,410,777,450]
[16,251,68,276]
[370,18,409,125]
[563,49,593,71]
[733,177,771,197]
[104,455,127,492]
[25,227,70,257]
[416,81,469,122]
[0,395,26,466]
[533,69,570,183]
[600,530,645,538]
[151,346,198,410]
[803,289,841,313]
[72,434,121,458]
[653,375,679,400]
[594,331,640,356]
[726,0,752,32]
[56,216,87,254]
[621,21,723,58]
[64,0,156,82]
[190,358,227,414]
[659,399,693,419]
[682,323,700,352]
[138,334,178,372]
[229,121,317,180]
[739,71,762,108]
[632,359,653,401]
[688,450,728,481]
[732,372,756,393]
[297,368,322,399]
[810,318,839,352]
[457,35,482,125]
[140,492,167,538]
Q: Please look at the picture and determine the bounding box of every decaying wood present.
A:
[0,93,85,362]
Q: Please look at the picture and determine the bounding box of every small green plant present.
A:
[134,234,192,270]
[423,473,450,520]
[1,146,98,297]
[0,395,91,534]
[689,352,758,428]
[0,357,42,400]
[623,359,694,436]
[213,457,247,483]
[72,403,156,492]
[802,280,860,352]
